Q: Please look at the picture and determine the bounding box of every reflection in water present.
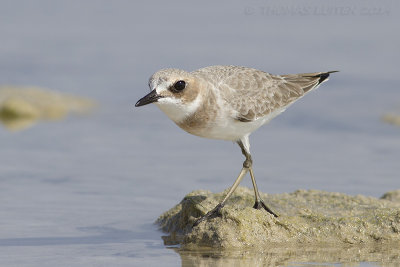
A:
[175,245,400,266]
[0,86,95,131]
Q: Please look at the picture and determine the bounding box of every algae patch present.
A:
[0,86,95,131]
[157,187,400,249]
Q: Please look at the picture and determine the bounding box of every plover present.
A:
[135,65,337,226]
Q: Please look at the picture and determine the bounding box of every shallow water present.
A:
[1,0,399,266]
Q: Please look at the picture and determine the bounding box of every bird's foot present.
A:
[253,200,278,217]
[193,203,224,227]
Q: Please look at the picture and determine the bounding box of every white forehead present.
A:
[148,68,190,92]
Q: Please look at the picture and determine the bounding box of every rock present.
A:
[157,187,400,249]
[382,113,400,126]
[381,190,400,202]
[0,86,95,131]
[0,97,40,119]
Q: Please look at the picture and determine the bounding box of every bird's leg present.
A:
[249,167,278,217]
[248,167,262,203]
[193,167,248,227]
[193,138,278,227]
[238,140,278,218]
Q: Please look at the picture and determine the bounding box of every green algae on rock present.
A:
[157,187,400,249]
[0,86,95,131]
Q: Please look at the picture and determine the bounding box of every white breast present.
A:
[190,106,287,141]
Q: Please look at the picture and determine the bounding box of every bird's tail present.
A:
[281,71,338,93]
[307,70,339,85]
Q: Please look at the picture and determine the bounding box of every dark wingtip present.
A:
[318,73,330,84]
[316,71,339,84]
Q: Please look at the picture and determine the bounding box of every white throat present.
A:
[156,93,202,123]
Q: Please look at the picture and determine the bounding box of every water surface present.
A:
[0,0,399,266]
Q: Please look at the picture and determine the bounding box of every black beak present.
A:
[135,89,163,107]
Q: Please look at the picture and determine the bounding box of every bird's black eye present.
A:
[173,80,186,91]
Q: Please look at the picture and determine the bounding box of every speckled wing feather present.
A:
[194,66,334,122]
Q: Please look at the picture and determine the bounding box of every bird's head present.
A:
[135,69,203,123]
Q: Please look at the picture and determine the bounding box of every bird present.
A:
[135,65,337,226]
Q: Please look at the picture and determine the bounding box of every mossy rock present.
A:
[157,187,400,249]
[0,86,94,130]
